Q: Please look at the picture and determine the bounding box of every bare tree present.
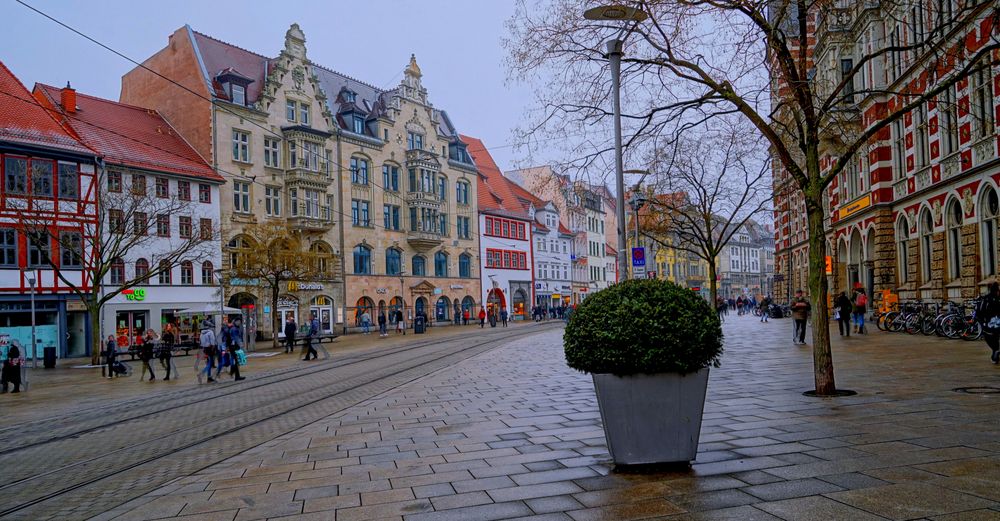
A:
[18,168,218,365]
[226,222,320,351]
[639,127,773,306]
[507,0,999,395]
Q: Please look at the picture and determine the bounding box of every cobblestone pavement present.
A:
[0,321,560,521]
[100,313,1000,521]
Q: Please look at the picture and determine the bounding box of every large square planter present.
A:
[592,368,710,466]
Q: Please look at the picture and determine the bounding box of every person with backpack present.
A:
[759,295,772,323]
[977,282,1000,364]
[215,321,231,380]
[834,291,853,336]
[790,290,811,345]
[197,319,217,384]
[283,316,297,354]
[228,319,245,381]
[853,287,868,334]
[303,312,319,361]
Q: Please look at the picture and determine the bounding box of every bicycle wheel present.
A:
[961,318,982,341]
[920,315,936,335]
[904,314,922,334]
[877,312,894,331]
[888,313,906,333]
[940,315,963,339]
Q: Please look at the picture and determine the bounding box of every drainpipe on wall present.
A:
[336,130,346,336]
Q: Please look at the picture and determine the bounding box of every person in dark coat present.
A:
[1,342,22,393]
[283,316,297,354]
[834,291,853,337]
[977,282,1000,364]
[104,335,118,379]
[139,330,156,381]
[159,324,176,380]
[378,311,387,338]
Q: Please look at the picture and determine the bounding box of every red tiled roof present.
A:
[534,222,550,233]
[558,222,574,235]
[0,61,92,155]
[36,84,221,181]
[606,244,618,256]
[461,134,532,221]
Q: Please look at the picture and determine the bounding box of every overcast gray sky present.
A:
[0,0,538,171]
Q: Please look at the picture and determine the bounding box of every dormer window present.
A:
[344,90,356,103]
[231,84,246,106]
[353,116,364,135]
[407,132,423,150]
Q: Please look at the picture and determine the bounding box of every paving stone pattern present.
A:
[0,323,557,521]
[103,315,1000,521]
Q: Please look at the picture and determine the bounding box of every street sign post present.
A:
[631,247,646,279]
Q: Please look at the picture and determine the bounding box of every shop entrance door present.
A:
[66,311,87,357]
[115,310,148,348]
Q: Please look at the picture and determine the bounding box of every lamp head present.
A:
[583,4,648,21]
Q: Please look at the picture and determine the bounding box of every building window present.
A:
[200,218,212,240]
[105,168,120,193]
[232,130,250,163]
[129,173,145,196]
[233,181,251,213]
[459,253,471,278]
[264,138,280,167]
[351,157,369,185]
[109,209,124,234]
[344,90,356,103]
[136,258,149,280]
[59,231,83,268]
[299,104,310,125]
[947,200,962,281]
[434,251,448,277]
[28,233,50,267]
[456,181,470,205]
[353,245,371,274]
[439,213,448,236]
[983,188,999,278]
[179,216,192,238]
[230,84,245,106]
[382,165,399,191]
[438,177,447,200]
[407,132,423,150]
[157,214,170,237]
[412,255,426,276]
[383,204,400,230]
[353,116,364,135]
[839,58,854,104]
[920,209,933,283]
[133,212,147,236]
[158,260,171,284]
[289,188,298,216]
[228,236,252,272]
[4,157,28,195]
[178,180,190,200]
[201,261,214,285]
[972,57,995,138]
[29,160,53,197]
[288,141,297,168]
[199,184,211,203]
[0,228,15,266]
[155,177,169,198]
[896,219,909,285]
[458,216,471,239]
[55,163,77,200]
[265,186,281,216]
[914,104,929,169]
[351,199,370,226]
[180,261,193,285]
[304,190,321,218]
[286,100,296,121]
[941,85,959,156]
[386,248,401,275]
[110,258,125,285]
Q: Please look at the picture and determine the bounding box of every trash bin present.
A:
[43,346,56,369]
[414,315,426,334]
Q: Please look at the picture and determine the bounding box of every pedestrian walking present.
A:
[852,286,868,334]
[976,282,1000,364]
[759,295,772,323]
[378,310,387,337]
[834,291,852,336]
[462,309,470,325]
[103,335,118,379]
[478,308,487,328]
[716,297,726,323]
[197,319,217,384]
[790,290,811,344]
[228,319,246,381]
[1,340,22,393]
[139,330,157,381]
[159,324,177,381]
[361,310,372,335]
[215,322,230,380]
[283,316,297,354]
[500,308,509,327]
[395,309,405,334]
[303,312,319,361]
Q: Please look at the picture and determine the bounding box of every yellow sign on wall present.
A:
[837,194,872,220]
[824,256,832,275]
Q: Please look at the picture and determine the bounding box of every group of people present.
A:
[530,305,568,322]
[477,307,509,328]
[194,318,247,383]
[282,312,333,358]
[833,285,869,336]
[715,294,773,323]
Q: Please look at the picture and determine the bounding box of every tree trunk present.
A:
[89,303,103,366]
[708,258,718,308]
[805,191,836,395]
[270,282,280,351]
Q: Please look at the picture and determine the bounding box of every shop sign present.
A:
[552,294,561,299]
[123,288,146,301]
[66,300,87,312]
[277,296,298,308]
[264,306,271,313]
[579,287,588,293]
[375,288,388,294]
[229,278,259,286]
[287,281,324,291]
[433,288,443,295]
[561,285,571,291]
[836,194,872,220]
[824,256,833,275]
[449,285,463,290]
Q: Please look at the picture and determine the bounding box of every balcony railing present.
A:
[286,168,332,188]
[289,203,335,230]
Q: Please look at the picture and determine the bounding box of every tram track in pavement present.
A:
[0,322,561,521]
[0,325,519,456]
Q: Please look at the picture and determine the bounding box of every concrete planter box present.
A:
[592,368,710,466]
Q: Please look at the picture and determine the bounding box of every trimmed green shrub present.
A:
[564,278,723,375]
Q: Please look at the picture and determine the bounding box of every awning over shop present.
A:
[174,304,244,317]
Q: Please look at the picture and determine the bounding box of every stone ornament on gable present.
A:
[292,67,305,91]
[932,199,943,226]
[962,188,974,217]
[905,208,917,233]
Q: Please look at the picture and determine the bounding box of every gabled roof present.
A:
[558,222,574,235]
[35,84,221,181]
[461,134,532,221]
[191,30,270,104]
[606,244,618,256]
[0,61,92,156]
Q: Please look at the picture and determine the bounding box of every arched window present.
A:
[135,258,149,281]
[227,235,253,273]
[434,251,448,277]
[158,260,172,284]
[947,199,962,281]
[353,245,371,274]
[412,255,426,276]
[310,242,333,276]
[459,253,471,278]
[896,219,909,285]
[110,258,125,285]
[201,261,214,285]
[180,261,194,285]
[456,181,470,205]
[982,187,999,278]
[920,209,933,283]
[386,248,401,275]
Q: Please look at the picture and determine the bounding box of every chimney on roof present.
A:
[61,82,76,114]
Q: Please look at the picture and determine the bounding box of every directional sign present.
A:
[631,247,646,278]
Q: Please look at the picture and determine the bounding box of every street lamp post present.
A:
[399,268,406,335]
[27,274,36,368]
